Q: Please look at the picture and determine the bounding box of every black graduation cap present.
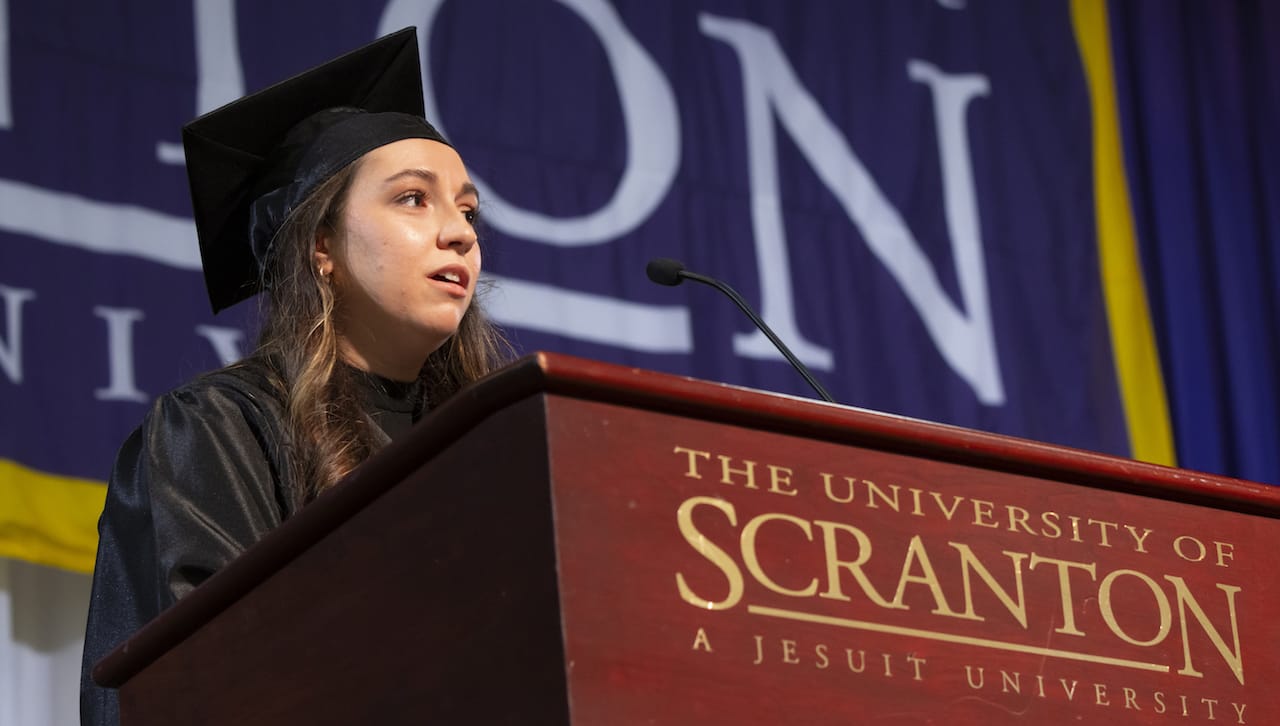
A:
[182,27,450,313]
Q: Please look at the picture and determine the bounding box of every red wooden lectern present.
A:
[95,353,1280,725]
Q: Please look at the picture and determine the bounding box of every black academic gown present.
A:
[79,355,423,726]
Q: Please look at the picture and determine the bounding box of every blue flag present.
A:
[4,0,1266,574]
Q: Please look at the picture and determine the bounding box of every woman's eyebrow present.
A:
[383,169,479,201]
[382,168,437,186]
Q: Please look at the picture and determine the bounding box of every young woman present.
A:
[79,29,509,725]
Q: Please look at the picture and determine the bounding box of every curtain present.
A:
[1110,0,1280,485]
[0,558,88,726]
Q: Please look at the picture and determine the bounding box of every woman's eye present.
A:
[464,209,478,224]
[398,191,426,206]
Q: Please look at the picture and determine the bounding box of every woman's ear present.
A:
[314,228,335,280]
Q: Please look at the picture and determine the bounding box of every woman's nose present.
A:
[438,207,478,253]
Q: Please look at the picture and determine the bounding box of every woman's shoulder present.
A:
[122,354,297,505]
[162,354,285,413]
[128,354,290,448]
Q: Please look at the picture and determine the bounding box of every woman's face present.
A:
[318,138,481,381]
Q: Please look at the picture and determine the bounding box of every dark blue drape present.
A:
[1109,0,1280,484]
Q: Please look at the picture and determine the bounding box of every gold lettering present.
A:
[971,499,999,528]
[1232,702,1246,723]
[908,487,925,516]
[752,634,764,664]
[767,465,798,496]
[675,496,744,610]
[1040,511,1063,538]
[815,643,830,669]
[846,649,867,673]
[1094,683,1110,706]
[1087,518,1118,547]
[1173,535,1207,562]
[1029,554,1097,636]
[1068,515,1083,542]
[1153,691,1166,714]
[1000,670,1021,694]
[672,446,711,478]
[1124,524,1153,553]
[864,480,901,511]
[814,520,898,608]
[1060,678,1079,700]
[930,492,964,521]
[1165,575,1244,685]
[890,536,963,617]
[964,665,984,689]
[782,638,799,664]
[821,473,856,503]
[1006,505,1035,535]
[1214,541,1235,568]
[691,627,713,652]
[1202,697,1218,720]
[718,455,758,488]
[881,653,893,677]
[949,542,1028,627]
[905,654,926,680]
[741,513,819,597]
[1034,674,1046,697]
[1098,569,1172,646]
[1123,687,1139,710]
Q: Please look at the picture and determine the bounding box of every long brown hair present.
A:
[255,159,511,503]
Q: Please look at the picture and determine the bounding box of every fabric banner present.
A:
[0,0,1241,574]
[1108,0,1280,487]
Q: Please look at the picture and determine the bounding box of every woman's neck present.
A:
[336,340,422,383]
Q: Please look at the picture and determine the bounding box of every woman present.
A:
[80,29,509,725]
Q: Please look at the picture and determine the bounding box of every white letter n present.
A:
[699,15,1004,404]
[0,284,35,384]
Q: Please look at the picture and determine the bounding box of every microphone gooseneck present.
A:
[645,257,836,403]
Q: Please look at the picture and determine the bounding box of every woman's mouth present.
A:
[428,265,471,295]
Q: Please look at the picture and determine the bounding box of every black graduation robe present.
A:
[79,355,423,726]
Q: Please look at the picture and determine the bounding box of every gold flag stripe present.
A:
[1070,0,1176,465]
[0,459,105,574]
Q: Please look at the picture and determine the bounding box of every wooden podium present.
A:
[95,353,1280,725]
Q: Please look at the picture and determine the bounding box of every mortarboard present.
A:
[182,27,450,313]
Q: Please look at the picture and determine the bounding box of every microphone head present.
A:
[646,257,687,286]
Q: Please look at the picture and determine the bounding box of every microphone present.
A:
[645,258,836,403]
